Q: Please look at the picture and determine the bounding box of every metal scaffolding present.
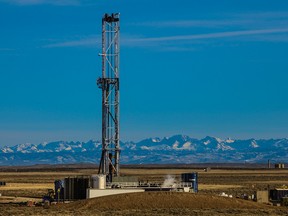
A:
[97,13,120,182]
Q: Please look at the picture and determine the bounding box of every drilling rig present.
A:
[97,13,120,182]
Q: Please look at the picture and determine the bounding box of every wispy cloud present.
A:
[0,0,81,6]
[130,11,288,29]
[43,37,100,48]
[0,48,21,56]
[156,46,197,52]
[232,11,288,20]
[130,20,252,28]
[245,34,288,43]
[0,48,16,51]
[126,11,288,49]
[131,28,288,43]
[43,28,288,49]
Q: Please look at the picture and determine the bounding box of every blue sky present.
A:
[0,0,288,146]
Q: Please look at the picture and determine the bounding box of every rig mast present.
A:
[97,13,120,182]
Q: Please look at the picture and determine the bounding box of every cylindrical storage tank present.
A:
[92,175,106,189]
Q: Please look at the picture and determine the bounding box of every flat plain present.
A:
[0,165,288,215]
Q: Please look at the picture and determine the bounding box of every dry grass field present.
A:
[0,166,288,215]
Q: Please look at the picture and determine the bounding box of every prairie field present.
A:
[0,165,288,215]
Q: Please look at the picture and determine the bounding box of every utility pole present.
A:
[97,13,120,182]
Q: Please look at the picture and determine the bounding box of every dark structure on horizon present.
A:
[97,13,120,182]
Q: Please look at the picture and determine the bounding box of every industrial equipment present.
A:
[64,176,90,200]
[97,13,120,182]
[54,179,64,202]
[42,189,55,203]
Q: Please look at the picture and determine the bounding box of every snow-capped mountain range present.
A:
[0,135,288,165]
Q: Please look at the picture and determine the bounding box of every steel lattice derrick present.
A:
[97,13,120,182]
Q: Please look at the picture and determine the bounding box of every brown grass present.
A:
[0,183,53,190]
[0,192,287,216]
[1,167,288,215]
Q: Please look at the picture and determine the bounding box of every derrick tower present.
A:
[97,13,120,182]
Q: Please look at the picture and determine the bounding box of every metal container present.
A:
[64,176,90,200]
[92,175,106,189]
[270,189,288,201]
[275,163,285,169]
[181,172,198,193]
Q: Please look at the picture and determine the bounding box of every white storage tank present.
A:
[92,175,106,189]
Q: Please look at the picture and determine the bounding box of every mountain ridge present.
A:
[1,135,287,165]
